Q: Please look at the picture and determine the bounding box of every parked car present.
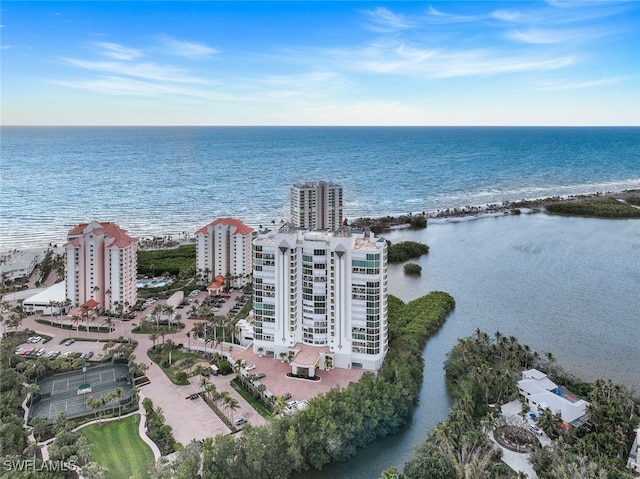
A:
[529,424,543,435]
[234,417,248,427]
[27,336,42,343]
[245,364,255,371]
[64,338,75,346]
[255,373,266,380]
[15,347,23,354]
[283,392,292,400]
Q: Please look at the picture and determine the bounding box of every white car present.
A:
[245,364,256,371]
[529,424,543,435]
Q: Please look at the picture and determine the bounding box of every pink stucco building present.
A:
[65,221,138,313]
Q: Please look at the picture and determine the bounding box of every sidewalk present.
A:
[17,300,255,447]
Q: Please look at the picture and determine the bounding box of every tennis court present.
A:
[29,363,134,423]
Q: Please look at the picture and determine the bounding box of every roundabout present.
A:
[493,425,537,453]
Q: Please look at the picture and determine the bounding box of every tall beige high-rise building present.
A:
[65,221,138,313]
[290,181,343,231]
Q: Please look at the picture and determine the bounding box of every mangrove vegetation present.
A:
[146,291,455,479]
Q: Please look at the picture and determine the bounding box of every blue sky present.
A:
[2,1,639,126]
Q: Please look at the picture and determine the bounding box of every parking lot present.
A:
[14,334,114,363]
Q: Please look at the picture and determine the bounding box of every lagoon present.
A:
[301,213,640,478]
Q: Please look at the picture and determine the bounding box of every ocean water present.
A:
[2,126,639,477]
[1,126,639,250]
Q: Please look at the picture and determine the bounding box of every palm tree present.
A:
[205,382,218,403]
[165,339,175,366]
[544,351,556,375]
[151,303,163,329]
[198,376,209,397]
[163,305,175,331]
[23,438,40,461]
[86,396,101,422]
[273,395,287,416]
[25,383,40,409]
[149,331,159,348]
[71,314,81,338]
[537,408,562,438]
[105,288,112,311]
[227,396,239,423]
[115,387,123,419]
[103,315,113,339]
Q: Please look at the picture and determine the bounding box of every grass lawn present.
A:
[81,415,154,479]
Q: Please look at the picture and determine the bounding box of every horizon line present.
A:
[3,124,639,128]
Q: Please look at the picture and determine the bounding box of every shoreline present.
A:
[2,189,638,257]
[350,188,640,231]
[427,188,640,220]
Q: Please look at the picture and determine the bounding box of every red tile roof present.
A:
[69,299,100,317]
[66,221,138,249]
[208,275,226,289]
[195,218,253,236]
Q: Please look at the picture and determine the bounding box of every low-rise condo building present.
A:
[65,221,138,313]
[195,218,254,289]
[252,223,388,373]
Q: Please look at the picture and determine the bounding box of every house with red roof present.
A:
[195,218,254,290]
[65,221,138,314]
[207,274,226,296]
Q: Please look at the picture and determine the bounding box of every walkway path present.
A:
[18,290,259,447]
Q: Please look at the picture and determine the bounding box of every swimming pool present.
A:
[137,279,170,288]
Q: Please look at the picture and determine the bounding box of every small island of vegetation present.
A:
[546,196,640,218]
[387,241,429,263]
[404,263,422,275]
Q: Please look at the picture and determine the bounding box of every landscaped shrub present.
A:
[218,359,233,375]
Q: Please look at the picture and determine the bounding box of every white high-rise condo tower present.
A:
[252,223,388,374]
[290,181,343,231]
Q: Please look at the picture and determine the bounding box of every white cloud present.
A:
[94,42,143,61]
[506,27,603,44]
[161,35,218,58]
[491,9,522,23]
[535,76,630,90]
[60,57,206,84]
[426,6,485,23]
[342,40,576,79]
[361,7,414,32]
[51,76,227,100]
